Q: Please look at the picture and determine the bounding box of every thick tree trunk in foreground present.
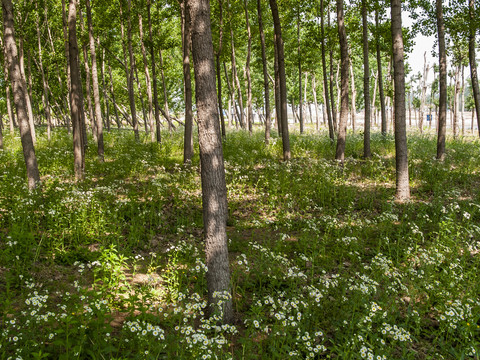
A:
[391,0,410,201]
[469,0,480,137]
[362,0,371,158]
[436,0,447,160]
[68,0,85,180]
[257,0,270,144]
[186,0,233,324]
[86,0,104,161]
[335,0,349,163]
[2,0,40,189]
[270,0,290,160]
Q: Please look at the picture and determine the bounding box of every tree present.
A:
[186,0,233,324]
[468,0,480,137]
[2,0,41,190]
[257,0,271,144]
[86,0,104,161]
[362,0,371,158]
[375,8,387,136]
[270,0,290,161]
[320,0,334,141]
[436,0,447,160]
[391,0,409,201]
[335,0,350,163]
[68,0,85,180]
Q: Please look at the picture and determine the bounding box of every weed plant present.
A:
[0,127,479,359]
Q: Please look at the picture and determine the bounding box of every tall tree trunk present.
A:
[123,0,138,140]
[159,48,172,131]
[35,2,52,141]
[391,0,410,200]
[349,60,356,133]
[372,70,378,126]
[436,0,447,159]
[216,0,226,138]
[18,37,36,145]
[148,0,161,142]
[0,35,16,133]
[244,0,253,133]
[362,0,371,157]
[420,52,430,134]
[79,8,95,139]
[376,9,387,135]
[453,65,460,139]
[320,0,333,140]
[297,9,303,134]
[270,0,290,160]
[180,0,193,162]
[61,0,72,133]
[99,44,110,132]
[335,0,349,163]
[138,11,154,141]
[186,0,232,324]
[312,74,319,130]
[86,0,104,160]
[2,0,40,189]
[108,64,121,128]
[230,27,244,129]
[461,65,465,135]
[133,56,148,134]
[257,0,270,144]
[328,7,337,133]
[273,36,282,135]
[469,0,480,137]
[68,0,85,180]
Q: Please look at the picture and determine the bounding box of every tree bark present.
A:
[100,45,110,132]
[180,0,193,162]
[312,74,319,130]
[18,37,36,145]
[273,36,281,135]
[123,0,138,140]
[436,0,447,159]
[230,26,244,129]
[186,0,233,324]
[257,0,270,144]
[108,64,121,128]
[158,48,173,131]
[335,0,349,163]
[215,0,226,138]
[320,0,334,140]
[349,60,356,133]
[61,0,72,133]
[148,0,161,142]
[391,0,410,201]
[35,2,51,141]
[79,8,95,139]
[376,9,387,136]
[86,0,104,160]
[469,0,480,137]
[0,35,16,133]
[328,7,337,133]
[420,52,430,134]
[138,12,154,141]
[269,0,290,160]
[297,9,303,134]
[2,0,40,189]
[244,0,253,133]
[362,0,371,158]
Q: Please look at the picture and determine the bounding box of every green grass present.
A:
[1,126,480,359]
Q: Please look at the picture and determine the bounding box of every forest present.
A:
[1,0,480,358]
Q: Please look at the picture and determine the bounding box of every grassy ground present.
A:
[0,127,479,359]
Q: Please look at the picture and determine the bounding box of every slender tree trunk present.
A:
[270,0,290,160]
[257,0,270,143]
[376,9,387,135]
[230,27,244,129]
[2,0,40,189]
[328,7,337,133]
[391,0,410,201]
[461,65,465,136]
[158,48,172,132]
[215,0,226,138]
[138,12,154,141]
[335,0,349,163]
[349,60,356,133]
[453,65,460,139]
[312,74,319,130]
[273,36,282,135]
[148,0,161,142]
[469,0,480,137]
[372,70,378,126]
[108,64,121,128]
[186,0,232,324]
[35,2,52,141]
[420,52,430,134]
[320,0,334,140]
[362,0,371,157]
[18,37,36,145]
[436,0,447,159]
[180,0,193,162]
[61,0,72,133]
[0,35,16,133]
[297,9,303,134]
[123,0,138,140]
[133,56,148,134]
[100,46,110,132]
[68,0,85,180]
[85,0,104,160]
[244,0,253,133]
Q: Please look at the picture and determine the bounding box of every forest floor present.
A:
[0,127,479,359]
